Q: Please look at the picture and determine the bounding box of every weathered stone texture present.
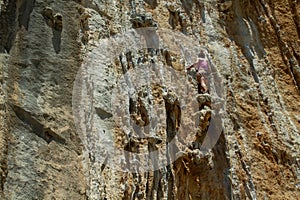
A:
[0,0,299,199]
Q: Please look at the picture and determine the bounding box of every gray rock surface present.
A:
[0,0,300,199]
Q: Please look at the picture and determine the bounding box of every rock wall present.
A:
[0,0,299,199]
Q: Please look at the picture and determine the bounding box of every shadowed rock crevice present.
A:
[163,91,181,143]
[130,13,157,28]
[180,0,194,15]
[11,104,66,144]
[163,90,181,200]
[42,7,63,54]
[162,49,173,67]
[0,0,35,53]
[144,0,158,9]
[0,0,17,53]
[95,107,113,120]
[167,8,188,33]
[18,0,35,30]
[52,15,63,54]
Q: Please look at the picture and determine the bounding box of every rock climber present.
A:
[187,50,209,93]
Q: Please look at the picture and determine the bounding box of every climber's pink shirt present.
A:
[196,58,209,71]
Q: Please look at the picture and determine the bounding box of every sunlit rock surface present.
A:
[0,0,299,199]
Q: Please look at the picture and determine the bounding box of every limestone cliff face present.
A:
[0,0,299,199]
